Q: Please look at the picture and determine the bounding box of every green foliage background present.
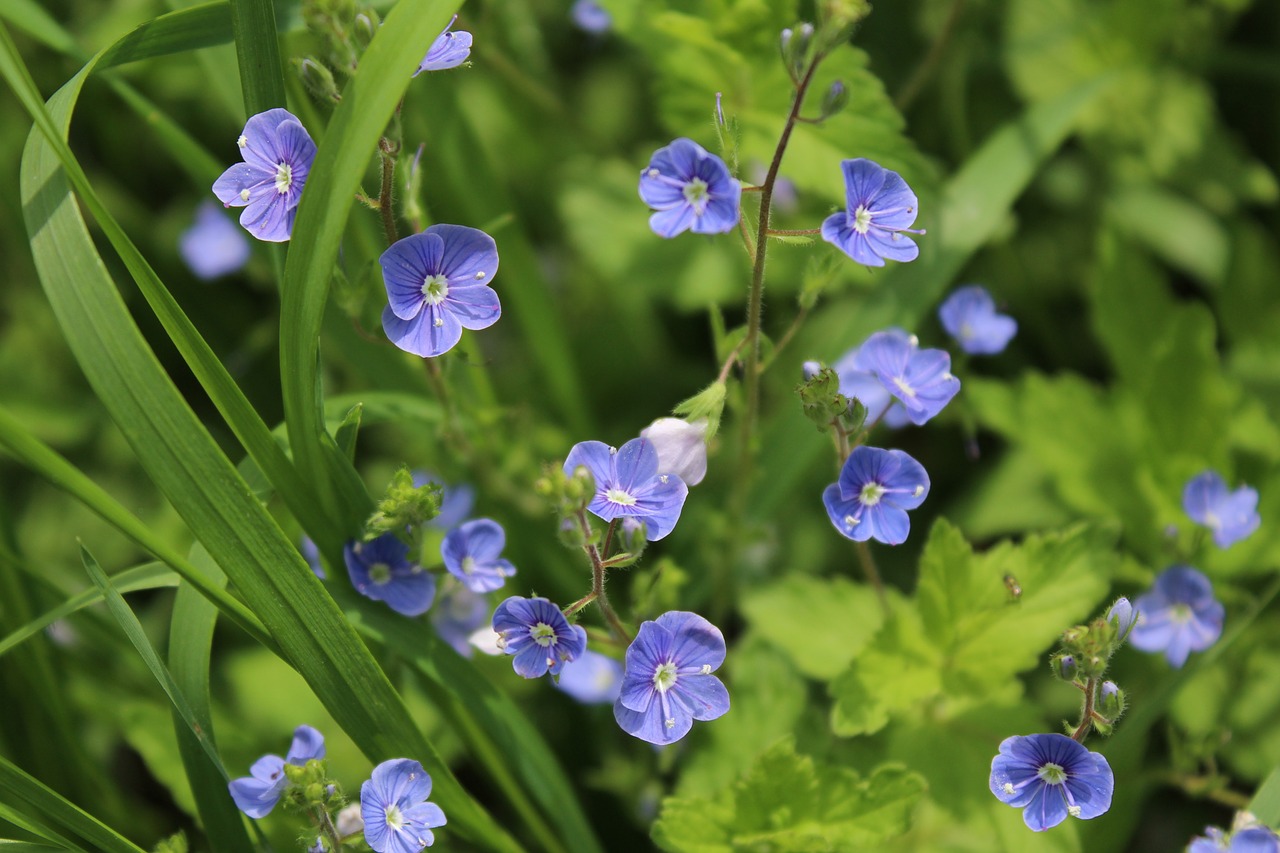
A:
[0,0,1278,850]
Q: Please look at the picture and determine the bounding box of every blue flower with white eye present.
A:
[380,224,501,358]
[228,725,325,818]
[212,109,316,242]
[1129,565,1223,668]
[441,518,517,593]
[989,733,1113,831]
[563,438,689,540]
[855,330,960,425]
[1189,824,1280,853]
[821,158,924,266]
[360,759,446,851]
[638,138,741,238]
[180,200,250,279]
[492,596,587,678]
[614,611,729,745]
[823,446,930,545]
[415,15,471,74]
[345,534,436,617]
[938,285,1017,355]
[1183,470,1260,549]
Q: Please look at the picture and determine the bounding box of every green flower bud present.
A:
[365,467,441,539]
[673,381,727,441]
[819,80,848,119]
[1052,653,1078,681]
[1098,680,1124,720]
[353,9,380,48]
[797,365,848,431]
[295,57,341,103]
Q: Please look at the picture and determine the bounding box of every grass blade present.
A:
[0,756,145,853]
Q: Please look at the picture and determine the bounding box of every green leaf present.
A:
[740,575,885,680]
[1248,765,1280,827]
[653,738,925,852]
[228,0,286,115]
[0,756,145,853]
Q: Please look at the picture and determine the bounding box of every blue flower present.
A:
[854,329,960,425]
[360,758,446,852]
[938,285,1017,355]
[563,438,689,540]
[212,109,316,242]
[345,534,436,617]
[989,733,1113,832]
[300,535,325,579]
[823,446,930,545]
[228,725,325,818]
[430,582,491,656]
[1130,565,1224,668]
[415,15,472,74]
[571,0,612,33]
[820,158,923,266]
[1190,825,1280,853]
[492,596,587,678]
[381,224,501,359]
[180,201,250,280]
[411,471,475,529]
[638,138,741,238]
[819,328,919,427]
[1184,470,1261,549]
[441,518,517,593]
[614,611,729,745]
[555,649,624,704]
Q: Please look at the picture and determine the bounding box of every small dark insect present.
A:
[1003,572,1022,603]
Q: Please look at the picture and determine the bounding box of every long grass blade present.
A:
[0,756,145,853]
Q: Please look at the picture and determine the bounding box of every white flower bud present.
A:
[335,802,364,837]
[467,628,505,656]
[640,417,708,486]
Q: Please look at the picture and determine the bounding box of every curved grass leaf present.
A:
[228,0,285,115]
[0,757,144,853]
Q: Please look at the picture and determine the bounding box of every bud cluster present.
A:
[797,365,866,434]
[364,466,442,540]
[1049,597,1137,735]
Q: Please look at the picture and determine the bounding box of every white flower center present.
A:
[368,562,392,585]
[653,662,678,693]
[683,177,709,212]
[892,376,917,398]
[531,622,557,647]
[1037,762,1067,785]
[852,204,873,234]
[1170,603,1193,624]
[274,162,293,195]
[860,483,885,507]
[421,274,449,305]
[385,803,404,830]
[605,488,636,506]
[461,556,477,575]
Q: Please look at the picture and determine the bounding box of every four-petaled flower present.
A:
[345,534,436,617]
[638,138,742,238]
[415,15,472,75]
[381,224,501,358]
[492,596,588,678]
[938,285,1017,355]
[180,200,251,280]
[823,446,930,545]
[1129,565,1224,668]
[614,611,730,745]
[555,649,624,704]
[989,733,1113,831]
[564,438,689,541]
[821,158,923,266]
[1189,824,1280,853]
[441,518,517,593]
[1183,470,1260,549]
[212,108,316,242]
[855,330,960,425]
[360,758,447,852]
[228,725,325,818]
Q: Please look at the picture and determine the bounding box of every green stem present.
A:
[377,139,398,246]
[1071,677,1099,742]
[576,511,632,643]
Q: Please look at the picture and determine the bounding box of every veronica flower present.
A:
[430,582,491,656]
[345,534,436,617]
[228,725,325,818]
[571,0,612,33]
[212,109,316,242]
[381,224,501,358]
[555,649,624,704]
[821,158,924,266]
[818,328,918,427]
[1183,470,1261,549]
[564,438,689,540]
[989,733,1113,831]
[441,518,517,593]
[180,200,250,279]
[938,285,1017,355]
[638,138,741,238]
[855,330,960,425]
[639,418,708,486]
[823,446,930,545]
[614,611,729,745]
[1189,824,1280,853]
[1129,565,1224,668]
[415,15,472,74]
[492,596,587,678]
[360,759,446,852]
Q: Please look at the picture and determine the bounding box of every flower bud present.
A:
[335,802,364,836]
[353,10,380,49]
[641,418,708,486]
[1098,680,1124,719]
[819,80,848,119]
[296,57,341,103]
[1052,653,1078,681]
[1106,597,1137,645]
[558,516,587,550]
[779,22,814,79]
[620,517,649,558]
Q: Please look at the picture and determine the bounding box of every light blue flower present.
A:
[1130,565,1224,668]
[345,534,436,617]
[415,15,471,75]
[228,725,325,818]
[822,446,929,545]
[360,759,446,851]
[441,518,517,593]
[571,0,612,33]
[989,733,1113,831]
[1189,825,1280,853]
[938,285,1017,355]
[855,330,960,425]
[1184,470,1260,549]
[212,109,316,242]
[638,138,741,238]
[492,596,587,678]
[563,438,689,540]
[821,158,923,266]
[180,200,250,280]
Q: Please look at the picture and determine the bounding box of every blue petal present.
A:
[823,483,870,542]
[377,571,437,617]
[228,772,284,819]
[840,158,887,211]
[239,108,300,172]
[1182,470,1227,526]
[649,204,697,238]
[859,503,911,545]
[654,611,726,670]
[425,223,499,284]
[863,227,919,263]
[867,169,919,229]
[381,232,445,320]
[212,162,269,207]
[382,304,464,358]
[512,641,552,678]
[883,449,930,509]
[614,698,692,745]
[239,186,294,242]
[563,440,615,489]
[286,725,325,763]
[820,212,886,267]
[1020,779,1069,831]
[445,283,502,331]
[837,445,898,501]
[670,673,729,721]
[416,19,472,73]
